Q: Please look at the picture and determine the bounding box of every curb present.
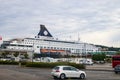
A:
[85,69,113,72]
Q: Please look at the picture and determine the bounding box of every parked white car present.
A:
[79,59,93,65]
[51,65,86,79]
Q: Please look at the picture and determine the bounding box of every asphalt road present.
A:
[0,65,120,80]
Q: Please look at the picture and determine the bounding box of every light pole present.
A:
[48,41,50,57]
[32,39,35,62]
[84,43,87,63]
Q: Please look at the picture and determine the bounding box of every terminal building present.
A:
[1,25,101,58]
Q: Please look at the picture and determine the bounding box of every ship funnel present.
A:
[37,24,53,38]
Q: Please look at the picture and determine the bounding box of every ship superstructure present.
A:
[1,25,101,57]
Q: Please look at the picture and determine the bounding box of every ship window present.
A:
[40,46,43,49]
[44,46,46,49]
[54,47,56,49]
[37,46,39,48]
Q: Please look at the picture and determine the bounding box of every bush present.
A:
[26,62,85,69]
[0,61,85,69]
[0,60,18,65]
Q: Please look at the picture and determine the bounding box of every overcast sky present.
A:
[0,0,120,47]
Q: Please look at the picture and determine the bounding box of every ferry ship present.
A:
[1,25,101,58]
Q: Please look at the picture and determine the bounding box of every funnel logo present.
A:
[44,30,48,35]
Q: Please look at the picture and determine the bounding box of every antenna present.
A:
[78,33,80,42]
[69,35,72,41]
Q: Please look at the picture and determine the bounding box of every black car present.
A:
[114,65,120,74]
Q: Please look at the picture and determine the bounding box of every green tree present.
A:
[92,53,106,61]
[13,52,19,57]
[115,51,120,55]
[1,51,9,58]
[24,53,28,59]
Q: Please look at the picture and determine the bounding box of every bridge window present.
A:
[37,46,39,48]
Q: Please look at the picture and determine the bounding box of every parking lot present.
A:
[0,65,120,80]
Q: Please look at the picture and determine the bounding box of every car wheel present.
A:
[115,71,118,74]
[60,73,66,80]
[80,73,85,79]
[53,76,57,79]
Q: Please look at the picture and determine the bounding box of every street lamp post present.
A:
[32,40,35,62]
[48,41,50,57]
[84,43,87,64]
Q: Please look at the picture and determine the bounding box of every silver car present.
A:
[114,65,120,74]
[51,65,86,79]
